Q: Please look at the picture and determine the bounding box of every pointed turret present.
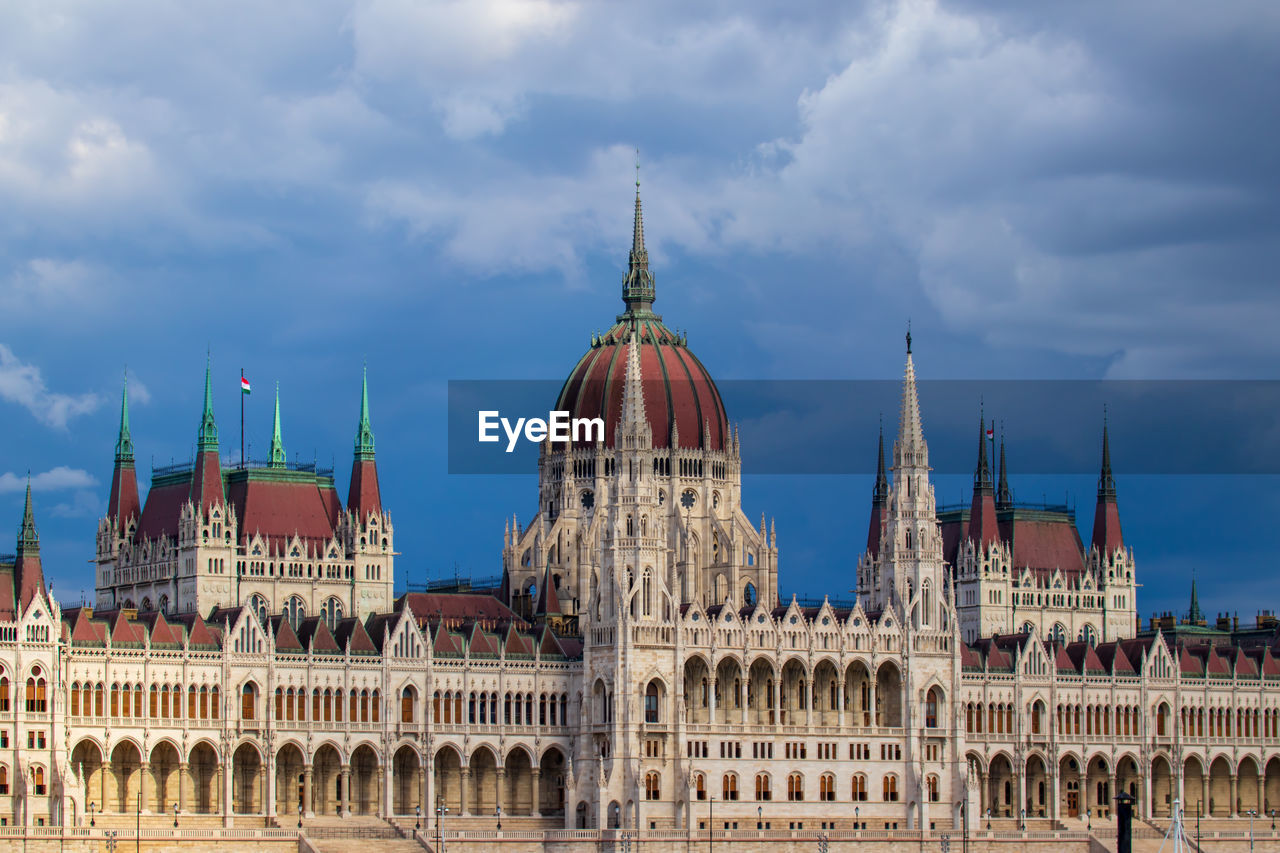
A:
[1090,416,1124,554]
[268,383,286,468]
[189,358,224,513]
[893,332,927,471]
[995,430,1012,511]
[12,481,47,614]
[968,413,999,549]
[616,331,652,450]
[107,375,141,525]
[1186,576,1205,626]
[535,557,562,616]
[866,424,888,556]
[621,165,656,316]
[347,367,382,519]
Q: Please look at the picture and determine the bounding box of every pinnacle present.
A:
[115,373,134,462]
[355,367,376,460]
[197,356,218,451]
[269,383,286,468]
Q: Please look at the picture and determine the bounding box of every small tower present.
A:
[189,356,225,513]
[106,375,141,526]
[268,384,287,469]
[12,481,47,616]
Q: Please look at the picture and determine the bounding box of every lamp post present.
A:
[1248,809,1256,853]
[297,803,303,830]
[1019,807,1025,832]
[709,796,715,853]
[757,805,763,831]
[89,802,95,828]
[173,802,178,828]
[136,792,141,853]
[436,795,448,853]
[496,804,502,831]
[986,808,991,830]
[1086,807,1091,832]
[855,805,860,831]
[1196,801,1201,852]
[415,804,421,832]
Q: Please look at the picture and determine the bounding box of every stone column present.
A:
[1079,770,1088,817]
[1201,774,1209,818]
[178,763,189,813]
[740,678,748,725]
[1050,764,1059,820]
[304,766,314,818]
[1258,775,1265,817]
[102,761,114,813]
[220,763,230,823]
[1017,766,1026,821]
[1230,775,1239,817]
[773,670,782,726]
[804,678,813,728]
[383,761,392,818]
[140,762,151,814]
[869,680,878,728]
[265,753,276,817]
[496,767,507,818]
[460,767,471,815]
[1109,773,1117,818]
[1143,771,1153,820]
[708,677,717,725]
[416,765,425,820]
[531,768,542,818]
[340,765,351,817]
[836,678,845,728]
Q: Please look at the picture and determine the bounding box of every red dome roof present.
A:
[556,317,729,451]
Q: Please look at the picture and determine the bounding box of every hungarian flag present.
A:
[241,376,252,395]
[985,426,994,440]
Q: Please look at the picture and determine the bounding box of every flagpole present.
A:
[241,367,246,469]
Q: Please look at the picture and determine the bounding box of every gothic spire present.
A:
[617,330,652,448]
[872,421,888,507]
[354,366,375,460]
[17,478,38,556]
[996,428,1012,510]
[268,383,286,468]
[973,410,993,496]
[1098,411,1116,501]
[1187,575,1204,625]
[893,331,927,471]
[621,159,656,316]
[115,374,134,462]
[196,354,218,451]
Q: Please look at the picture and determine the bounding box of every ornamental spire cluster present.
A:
[621,158,656,315]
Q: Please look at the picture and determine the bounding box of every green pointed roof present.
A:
[1098,413,1116,500]
[269,383,286,468]
[17,480,38,556]
[354,367,375,460]
[1187,576,1204,625]
[197,356,218,451]
[115,375,134,462]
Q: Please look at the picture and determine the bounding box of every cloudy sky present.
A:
[2,0,1277,620]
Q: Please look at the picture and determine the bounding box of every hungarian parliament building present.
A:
[2,192,1279,839]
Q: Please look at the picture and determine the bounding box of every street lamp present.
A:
[1019,807,1025,831]
[986,808,991,830]
[437,798,448,853]
[415,805,421,832]
[757,805,763,830]
[709,796,715,853]
[297,803,303,830]
[1271,808,1276,830]
[173,801,179,828]
[496,805,502,831]
[1248,809,1257,853]
[854,805,860,830]
[89,801,96,828]
[1086,807,1091,832]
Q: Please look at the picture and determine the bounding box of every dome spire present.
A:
[621,152,656,317]
[354,364,376,460]
[115,371,134,463]
[197,352,218,451]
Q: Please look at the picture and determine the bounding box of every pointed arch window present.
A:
[284,596,306,630]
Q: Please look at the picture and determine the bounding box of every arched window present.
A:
[241,683,257,720]
[852,774,867,801]
[820,773,836,801]
[645,772,661,800]
[0,766,7,795]
[694,773,706,801]
[787,773,804,801]
[284,596,306,630]
[321,597,343,630]
[927,775,939,802]
[926,687,940,728]
[402,687,415,723]
[883,774,899,801]
[32,766,46,795]
[722,773,739,801]
[0,676,8,712]
[755,774,772,801]
[645,682,660,724]
[249,594,268,629]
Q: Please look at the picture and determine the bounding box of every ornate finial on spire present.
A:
[354,366,376,460]
[621,162,656,316]
[268,383,286,468]
[17,476,38,555]
[973,408,993,494]
[906,320,912,355]
[115,371,134,462]
[197,354,218,451]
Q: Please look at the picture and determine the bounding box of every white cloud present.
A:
[0,344,100,428]
[0,466,98,493]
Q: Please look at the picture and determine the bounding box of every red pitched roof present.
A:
[273,617,304,652]
[1092,498,1123,553]
[146,612,183,646]
[107,460,141,526]
[110,612,147,646]
[0,566,15,622]
[397,592,522,627]
[137,477,191,541]
[347,459,381,519]
[227,476,337,549]
[189,448,224,515]
[1011,518,1085,576]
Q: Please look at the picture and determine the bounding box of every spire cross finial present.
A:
[635,147,640,191]
[906,320,912,355]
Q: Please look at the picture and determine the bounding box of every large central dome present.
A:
[554,188,730,451]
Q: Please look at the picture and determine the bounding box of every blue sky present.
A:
[1,0,1277,621]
